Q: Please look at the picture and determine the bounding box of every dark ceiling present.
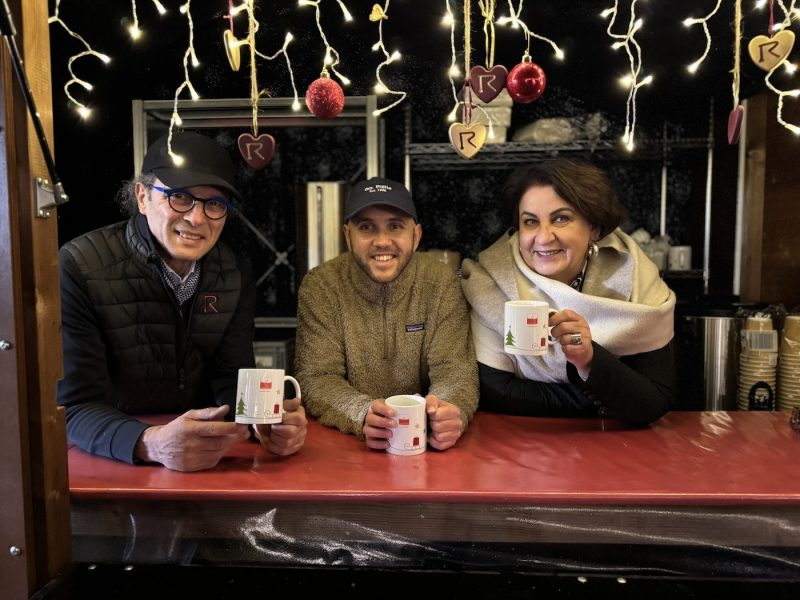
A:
[44,1,794,243]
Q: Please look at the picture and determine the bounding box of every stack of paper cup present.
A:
[738,316,779,411]
[778,315,800,411]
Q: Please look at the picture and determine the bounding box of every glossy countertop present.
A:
[68,410,800,505]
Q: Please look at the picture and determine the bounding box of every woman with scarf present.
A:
[460,159,675,425]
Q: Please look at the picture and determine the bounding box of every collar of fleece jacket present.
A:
[346,251,420,305]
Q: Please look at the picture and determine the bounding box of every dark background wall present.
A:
[48,1,784,317]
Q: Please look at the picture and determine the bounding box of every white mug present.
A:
[503,300,557,356]
[234,368,300,425]
[385,394,427,456]
[668,245,692,272]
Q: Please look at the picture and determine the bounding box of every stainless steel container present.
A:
[300,181,349,273]
[681,313,744,411]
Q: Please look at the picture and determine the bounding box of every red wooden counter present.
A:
[68,411,800,575]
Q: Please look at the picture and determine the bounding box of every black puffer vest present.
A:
[60,215,243,413]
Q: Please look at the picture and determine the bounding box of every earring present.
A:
[587,242,599,260]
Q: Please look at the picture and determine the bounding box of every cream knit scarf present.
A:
[461,230,675,383]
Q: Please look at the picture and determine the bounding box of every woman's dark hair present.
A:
[502,158,626,239]
[115,172,156,217]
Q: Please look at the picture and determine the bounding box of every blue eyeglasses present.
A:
[149,185,233,220]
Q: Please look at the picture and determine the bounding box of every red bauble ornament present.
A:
[305,71,345,119]
[506,55,546,104]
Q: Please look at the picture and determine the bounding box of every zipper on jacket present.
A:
[153,255,192,401]
[177,294,197,396]
[382,283,389,360]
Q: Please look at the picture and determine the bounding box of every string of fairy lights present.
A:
[601,0,652,152]
[48,0,111,120]
[128,0,167,41]
[370,1,407,117]
[49,1,800,165]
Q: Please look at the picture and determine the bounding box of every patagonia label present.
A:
[405,322,425,333]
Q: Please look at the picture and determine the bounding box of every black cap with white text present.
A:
[343,177,417,222]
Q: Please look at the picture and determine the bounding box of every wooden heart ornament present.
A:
[469,65,508,103]
[748,30,795,71]
[237,133,276,170]
[224,30,242,72]
[448,122,487,159]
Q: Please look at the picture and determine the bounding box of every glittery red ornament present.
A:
[305,71,345,119]
[506,55,546,104]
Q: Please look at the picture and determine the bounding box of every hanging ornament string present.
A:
[769,0,775,36]
[477,0,496,68]
[727,0,745,145]
[733,0,742,109]
[298,0,351,86]
[463,0,473,125]
[448,0,489,160]
[246,0,259,137]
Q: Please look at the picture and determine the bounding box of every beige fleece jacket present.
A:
[295,251,478,438]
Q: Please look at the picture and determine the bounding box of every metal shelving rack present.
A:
[402,102,715,293]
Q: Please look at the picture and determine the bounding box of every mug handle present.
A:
[546,308,559,345]
[284,375,301,401]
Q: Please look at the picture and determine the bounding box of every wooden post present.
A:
[0,1,71,597]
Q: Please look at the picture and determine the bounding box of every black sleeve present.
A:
[567,341,674,426]
[478,362,596,417]
[57,247,150,464]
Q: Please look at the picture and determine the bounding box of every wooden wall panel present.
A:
[0,1,70,597]
[761,94,800,308]
[739,93,767,304]
[0,36,35,600]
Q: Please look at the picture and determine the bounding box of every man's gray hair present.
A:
[115,172,156,217]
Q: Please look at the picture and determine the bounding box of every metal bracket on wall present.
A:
[34,177,59,218]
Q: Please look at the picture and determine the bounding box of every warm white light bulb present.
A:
[442,13,453,26]
[78,106,91,119]
[688,61,700,74]
[448,65,461,77]
[171,153,185,166]
[292,100,301,111]
[129,25,142,40]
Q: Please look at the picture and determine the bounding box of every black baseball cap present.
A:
[344,177,417,222]
[141,131,241,200]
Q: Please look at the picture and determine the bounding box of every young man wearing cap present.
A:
[58,131,307,471]
[295,177,478,451]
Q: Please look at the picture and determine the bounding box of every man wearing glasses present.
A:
[58,132,307,471]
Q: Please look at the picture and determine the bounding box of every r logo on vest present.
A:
[204,295,219,313]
